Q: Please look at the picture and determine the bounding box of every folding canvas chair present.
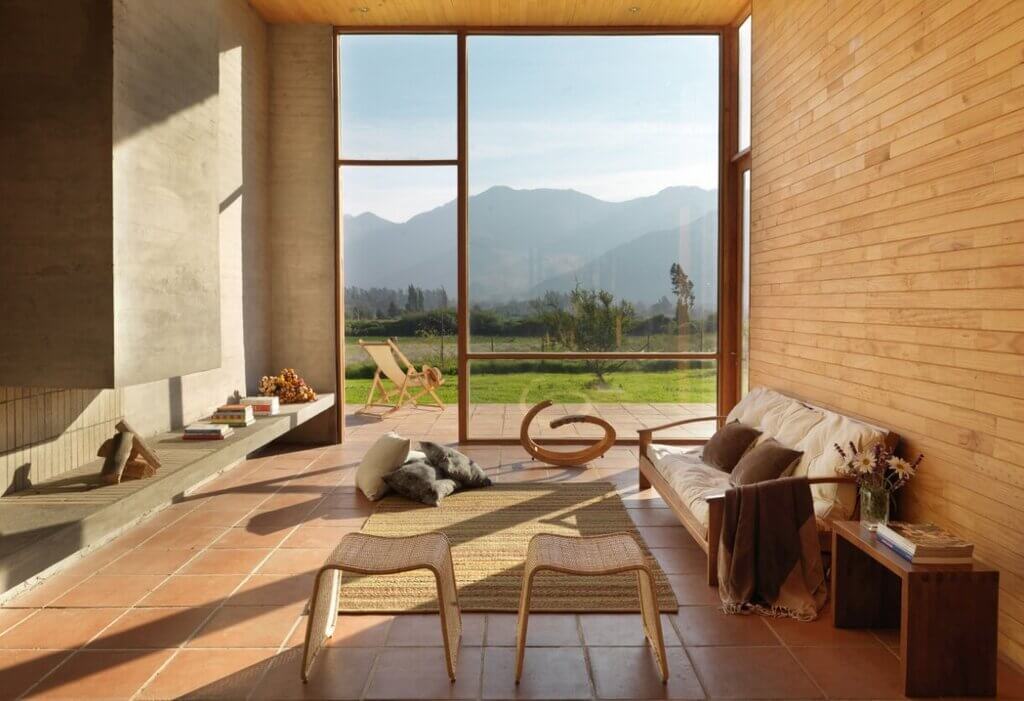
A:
[356,338,445,416]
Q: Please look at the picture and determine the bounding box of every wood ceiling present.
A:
[247,0,748,27]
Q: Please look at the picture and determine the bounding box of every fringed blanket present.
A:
[718,476,827,621]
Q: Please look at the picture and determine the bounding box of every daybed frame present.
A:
[639,412,896,586]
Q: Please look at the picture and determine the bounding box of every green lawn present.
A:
[344,368,716,405]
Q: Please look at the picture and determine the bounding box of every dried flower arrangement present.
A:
[834,442,922,493]
[259,368,317,404]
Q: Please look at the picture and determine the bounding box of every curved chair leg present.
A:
[514,571,536,683]
[301,566,340,683]
[432,562,462,681]
[637,569,669,682]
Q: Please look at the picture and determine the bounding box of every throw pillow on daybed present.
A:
[382,461,457,507]
[420,441,492,489]
[702,421,762,472]
[730,439,803,487]
[355,432,411,501]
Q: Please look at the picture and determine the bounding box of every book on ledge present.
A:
[183,422,233,440]
[240,396,280,415]
[210,404,255,427]
[876,522,974,564]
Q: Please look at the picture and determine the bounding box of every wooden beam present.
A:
[456,32,469,443]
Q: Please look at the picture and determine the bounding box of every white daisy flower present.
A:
[852,453,875,474]
[888,456,915,479]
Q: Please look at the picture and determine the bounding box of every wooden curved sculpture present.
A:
[519,400,617,467]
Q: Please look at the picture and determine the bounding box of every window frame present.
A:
[334,26,742,444]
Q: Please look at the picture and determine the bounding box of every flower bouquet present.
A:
[259,368,317,404]
[834,442,922,531]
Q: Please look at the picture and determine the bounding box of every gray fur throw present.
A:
[381,461,457,507]
[420,442,492,490]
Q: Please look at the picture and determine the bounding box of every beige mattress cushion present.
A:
[647,444,731,536]
[795,412,886,521]
[660,387,889,531]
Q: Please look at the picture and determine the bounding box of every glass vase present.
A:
[860,484,890,532]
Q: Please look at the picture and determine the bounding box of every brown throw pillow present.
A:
[730,439,803,486]
[702,421,762,472]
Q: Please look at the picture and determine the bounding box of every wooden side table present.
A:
[831,520,999,697]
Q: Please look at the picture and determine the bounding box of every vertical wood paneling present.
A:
[751,0,1024,666]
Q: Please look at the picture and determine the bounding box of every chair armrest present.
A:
[638,416,727,458]
[704,491,726,503]
[638,415,728,436]
[807,476,857,485]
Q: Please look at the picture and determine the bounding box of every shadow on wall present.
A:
[220,0,272,400]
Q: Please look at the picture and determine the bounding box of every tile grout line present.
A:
[114,449,328,701]
[670,615,711,700]
[10,499,214,700]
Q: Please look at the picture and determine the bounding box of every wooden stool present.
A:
[515,532,669,683]
[301,532,462,682]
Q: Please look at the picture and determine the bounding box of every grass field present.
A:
[344,367,716,405]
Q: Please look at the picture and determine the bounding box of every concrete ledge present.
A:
[0,394,334,594]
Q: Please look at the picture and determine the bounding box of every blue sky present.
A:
[340,34,719,221]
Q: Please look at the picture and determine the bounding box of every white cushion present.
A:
[796,412,886,521]
[648,444,731,536]
[355,432,411,501]
[726,387,790,428]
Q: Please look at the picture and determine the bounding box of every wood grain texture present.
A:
[751,0,1024,666]
[248,0,746,27]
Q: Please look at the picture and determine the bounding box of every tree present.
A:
[536,285,635,386]
[386,300,399,318]
[669,263,696,324]
[439,287,449,310]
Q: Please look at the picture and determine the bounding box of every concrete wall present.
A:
[269,25,339,442]
[0,2,115,388]
[0,0,273,492]
[111,0,222,386]
[124,0,273,435]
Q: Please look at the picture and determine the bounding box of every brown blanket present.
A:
[718,476,827,621]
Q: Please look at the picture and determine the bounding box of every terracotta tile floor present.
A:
[1,406,1023,700]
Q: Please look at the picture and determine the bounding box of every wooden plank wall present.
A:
[749,0,1024,666]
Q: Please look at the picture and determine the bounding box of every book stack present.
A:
[876,522,974,564]
[183,422,233,441]
[240,396,280,416]
[211,404,255,428]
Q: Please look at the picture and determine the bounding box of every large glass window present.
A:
[338,35,456,159]
[738,16,751,151]
[465,35,720,438]
[338,35,459,410]
[337,32,725,440]
[740,170,751,396]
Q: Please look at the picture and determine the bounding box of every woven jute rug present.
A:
[336,482,679,613]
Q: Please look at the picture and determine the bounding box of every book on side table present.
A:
[875,522,974,564]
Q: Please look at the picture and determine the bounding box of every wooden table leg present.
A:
[831,531,901,629]
[902,570,998,697]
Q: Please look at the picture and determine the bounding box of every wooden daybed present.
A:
[638,387,898,586]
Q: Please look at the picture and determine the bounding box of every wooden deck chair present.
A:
[357,339,445,416]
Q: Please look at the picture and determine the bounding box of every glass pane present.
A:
[741,170,751,396]
[738,16,752,151]
[467,36,720,356]
[342,166,458,404]
[338,35,456,159]
[468,359,717,440]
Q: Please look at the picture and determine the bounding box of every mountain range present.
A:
[344,185,718,310]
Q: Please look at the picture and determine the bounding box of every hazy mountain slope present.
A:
[528,211,719,310]
[343,185,718,302]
